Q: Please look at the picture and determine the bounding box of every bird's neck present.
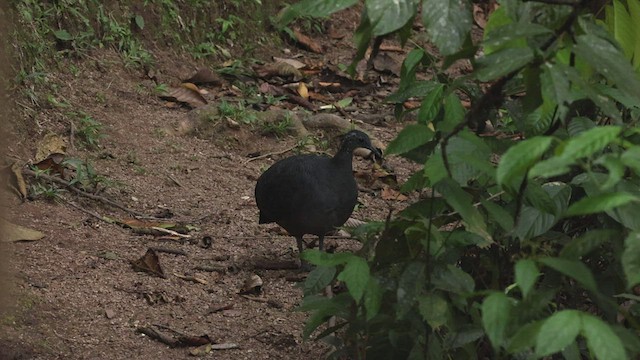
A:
[332,147,354,169]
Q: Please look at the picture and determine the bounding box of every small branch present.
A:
[244,144,297,164]
[149,247,187,256]
[23,168,146,217]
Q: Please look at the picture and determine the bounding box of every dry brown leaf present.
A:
[34,153,66,178]
[473,4,488,29]
[297,82,309,99]
[381,186,408,201]
[35,133,66,163]
[0,218,45,242]
[254,62,303,80]
[292,28,323,53]
[131,248,166,278]
[272,57,306,69]
[160,84,207,108]
[239,274,263,295]
[173,272,208,284]
[372,53,401,76]
[10,162,28,199]
[183,68,222,85]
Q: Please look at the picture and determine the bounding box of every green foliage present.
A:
[286,0,640,359]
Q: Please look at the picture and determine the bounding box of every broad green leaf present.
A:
[401,169,429,192]
[481,199,514,231]
[574,33,640,103]
[484,22,551,51]
[613,0,635,60]
[300,293,351,338]
[481,292,513,349]
[497,136,553,191]
[595,155,625,190]
[427,131,493,185]
[432,264,475,295]
[422,0,472,55]
[560,125,622,161]
[337,256,370,303]
[134,14,145,30]
[567,117,596,137]
[277,0,358,27]
[475,47,534,81]
[539,257,598,293]
[628,0,640,71]
[418,293,449,330]
[622,232,640,288]
[386,124,435,155]
[528,157,573,179]
[401,48,426,82]
[565,192,638,217]
[304,266,336,295]
[560,229,619,259]
[54,30,73,41]
[417,84,445,124]
[364,277,383,320]
[535,310,581,357]
[581,314,628,360]
[515,259,539,298]
[439,93,465,132]
[541,62,570,105]
[386,80,441,103]
[397,262,426,317]
[621,146,640,175]
[366,0,419,36]
[302,249,353,266]
[507,321,543,353]
[435,178,493,245]
[515,182,570,240]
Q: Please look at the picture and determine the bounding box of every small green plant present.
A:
[64,158,106,191]
[260,113,293,138]
[73,113,104,149]
[29,183,62,201]
[217,100,257,124]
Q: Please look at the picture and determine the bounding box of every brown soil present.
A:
[0,6,435,360]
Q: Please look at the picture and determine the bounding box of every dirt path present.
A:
[0,8,418,360]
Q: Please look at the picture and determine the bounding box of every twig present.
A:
[150,226,191,238]
[23,168,147,217]
[240,295,284,309]
[165,172,183,187]
[194,264,229,273]
[149,247,187,256]
[63,199,114,224]
[244,144,297,164]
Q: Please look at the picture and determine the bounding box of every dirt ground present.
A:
[0,7,430,360]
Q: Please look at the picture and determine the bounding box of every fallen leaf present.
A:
[0,218,45,242]
[160,84,207,108]
[297,82,309,99]
[97,251,118,260]
[292,28,322,53]
[35,133,66,163]
[239,274,263,295]
[183,68,222,85]
[177,334,212,347]
[254,62,303,80]
[372,53,401,76]
[173,272,208,284]
[381,186,408,201]
[190,344,212,356]
[105,309,116,319]
[10,162,28,199]
[473,4,488,29]
[131,248,166,278]
[272,57,306,69]
[33,153,66,178]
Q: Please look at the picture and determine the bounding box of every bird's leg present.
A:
[295,235,305,255]
[318,235,325,252]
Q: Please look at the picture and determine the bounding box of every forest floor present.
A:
[0,5,453,359]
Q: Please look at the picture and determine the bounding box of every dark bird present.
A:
[255,130,382,262]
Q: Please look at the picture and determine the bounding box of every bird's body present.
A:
[255,130,381,258]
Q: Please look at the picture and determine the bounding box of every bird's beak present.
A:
[369,146,383,162]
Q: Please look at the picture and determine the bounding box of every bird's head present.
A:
[340,130,383,161]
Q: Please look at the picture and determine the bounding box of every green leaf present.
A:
[561,125,622,161]
[427,131,493,185]
[567,117,596,137]
[277,0,358,27]
[134,14,145,30]
[418,293,449,330]
[435,178,493,245]
[482,292,513,349]
[574,32,640,103]
[386,124,435,155]
[397,262,426,317]
[628,0,640,71]
[507,321,543,353]
[541,62,571,106]
[538,257,598,293]
[622,232,640,289]
[364,277,383,320]
[475,47,534,82]
[560,229,619,259]
[386,80,441,103]
[417,84,445,124]
[481,199,514,231]
[484,23,551,51]
[581,314,628,360]
[302,249,353,266]
[366,0,419,36]
[337,256,370,303]
[304,266,336,295]
[621,146,640,175]
[496,136,553,191]
[565,192,638,217]
[422,0,472,55]
[515,259,539,298]
[54,29,73,41]
[432,264,475,295]
[535,310,581,357]
[613,0,635,60]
